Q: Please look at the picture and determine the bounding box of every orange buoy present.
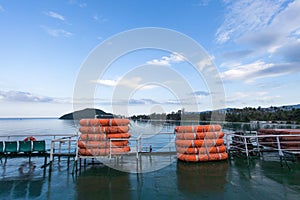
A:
[80,133,131,141]
[79,126,129,134]
[174,125,222,133]
[176,145,226,154]
[177,152,228,162]
[175,139,224,148]
[78,140,129,148]
[79,118,130,126]
[24,136,36,142]
[79,146,131,156]
[176,132,224,140]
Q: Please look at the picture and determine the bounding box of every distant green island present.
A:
[59,104,300,124]
[59,108,114,120]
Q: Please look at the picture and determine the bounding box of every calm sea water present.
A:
[0,118,300,200]
[0,118,78,136]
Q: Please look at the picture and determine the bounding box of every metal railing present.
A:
[226,131,300,157]
[75,132,176,161]
[49,135,78,163]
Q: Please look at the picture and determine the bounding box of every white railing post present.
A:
[59,141,62,155]
[68,138,71,155]
[243,136,249,157]
[136,138,139,160]
[50,140,54,163]
[74,140,79,161]
[139,137,142,152]
[276,136,283,156]
[226,132,230,151]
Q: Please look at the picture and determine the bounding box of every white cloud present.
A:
[219,61,242,69]
[0,5,4,12]
[226,91,281,105]
[218,0,300,83]
[92,79,118,87]
[44,11,65,21]
[221,60,299,83]
[92,77,159,90]
[238,0,300,50]
[197,55,214,71]
[79,3,87,8]
[93,14,99,21]
[197,0,211,6]
[268,45,282,54]
[146,52,185,66]
[0,90,54,103]
[68,0,87,8]
[93,14,107,23]
[40,25,73,37]
[0,90,76,105]
[216,0,290,44]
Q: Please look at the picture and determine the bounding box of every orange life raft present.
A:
[258,129,300,141]
[176,132,224,140]
[78,140,128,148]
[175,139,225,148]
[79,118,130,126]
[175,124,228,162]
[177,152,228,162]
[78,118,132,157]
[176,145,226,154]
[79,126,129,134]
[79,146,131,156]
[175,125,222,133]
[80,133,131,141]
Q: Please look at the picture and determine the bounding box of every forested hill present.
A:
[224,106,300,123]
[131,105,300,123]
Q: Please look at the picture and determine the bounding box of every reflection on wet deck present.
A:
[1,154,300,199]
[77,152,177,173]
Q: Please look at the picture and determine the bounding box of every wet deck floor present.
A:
[1,153,300,199]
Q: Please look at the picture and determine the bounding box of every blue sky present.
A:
[0,0,299,117]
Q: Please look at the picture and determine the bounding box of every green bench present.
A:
[0,141,3,161]
[19,141,32,153]
[0,140,46,162]
[4,141,18,154]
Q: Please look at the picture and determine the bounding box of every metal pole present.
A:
[49,140,55,174]
[57,141,61,162]
[276,136,283,156]
[50,140,54,163]
[226,132,230,152]
[109,139,112,159]
[255,131,262,157]
[136,139,138,160]
[68,139,71,155]
[243,136,249,157]
[139,137,142,153]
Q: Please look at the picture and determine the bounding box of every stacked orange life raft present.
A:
[175,125,228,162]
[78,118,131,156]
[258,129,300,150]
